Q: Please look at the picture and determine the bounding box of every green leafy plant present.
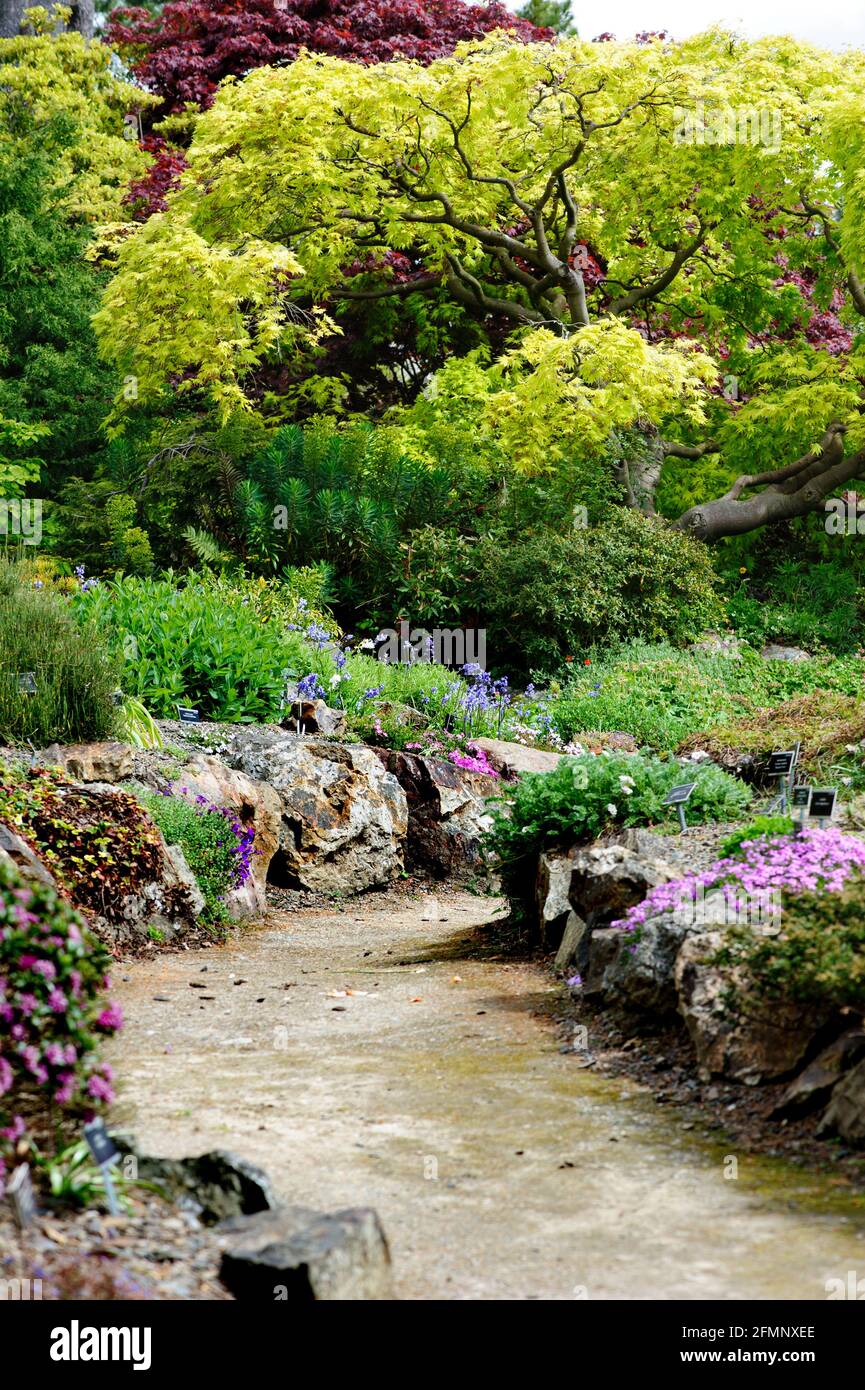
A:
[485,751,752,912]
[131,786,255,926]
[0,561,120,745]
[718,815,796,857]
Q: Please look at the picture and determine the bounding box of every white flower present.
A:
[359,638,375,651]
[607,803,618,816]
[845,744,858,754]
[328,673,341,689]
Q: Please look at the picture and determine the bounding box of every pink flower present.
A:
[86,1073,114,1104]
[0,1057,12,1096]
[1,1114,25,1143]
[47,988,67,1013]
[54,1072,76,1105]
[33,960,56,980]
[17,954,38,970]
[96,1005,123,1032]
[16,993,37,1016]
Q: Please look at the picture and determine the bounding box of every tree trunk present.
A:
[69,0,94,39]
[673,429,865,542]
[0,0,26,37]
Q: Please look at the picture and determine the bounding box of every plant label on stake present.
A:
[83,1120,121,1215]
[767,750,797,813]
[792,785,811,832]
[7,1162,37,1230]
[808,788,837,828]
[9,672,36,695]
[176,705,200,723]
[664,782,697,834]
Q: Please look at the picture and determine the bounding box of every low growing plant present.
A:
[132,786,255,926]
[0,856,121,1193]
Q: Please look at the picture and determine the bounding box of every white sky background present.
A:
[567,1,865,49]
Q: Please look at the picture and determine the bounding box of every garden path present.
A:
[108,891,865,1300]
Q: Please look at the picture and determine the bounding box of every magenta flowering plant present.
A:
[448,744,500,779]
[0,857,122,1195]
[612,828,865,935]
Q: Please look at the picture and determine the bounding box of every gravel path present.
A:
[101,888,865,1300]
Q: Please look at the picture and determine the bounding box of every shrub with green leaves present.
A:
[0,562,120,745]
[132,787,254,926]
[469,510,724,678]
[484,751,752,911]
[718,816,796,858]
[553,644,746,749]
[72,572,308,722]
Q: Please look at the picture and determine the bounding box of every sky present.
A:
[576,1,865,50]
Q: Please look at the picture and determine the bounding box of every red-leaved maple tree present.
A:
[107,0,552,112]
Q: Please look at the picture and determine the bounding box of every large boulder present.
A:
[374,749,494,880]
[569,838,681,926]
[133,751,282,919]
[225,729,407,893]
[818,1057,865,1145]
[0,822,59,891]
[470,737,563,778]
[674,931,829,1083]
[773,1029,865,1120]
[535,850,575,950]
[218,1205,393,1301]
[36,740,133,783]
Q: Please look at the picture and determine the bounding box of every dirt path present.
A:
[108,891,865,1300]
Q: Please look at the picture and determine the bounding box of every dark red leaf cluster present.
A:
[123,135,188,218]
[107,0,552,112]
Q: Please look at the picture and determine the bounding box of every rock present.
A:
[218,1205,393,1300]
[374,749,494,880]
[36,740,134,783]
[224,729,407,893]
[164,842,206,920]
[554,910,590,977]
[818,1057,865,1145]
[583,910,696,1018]
[535,850,575,949]
[691,631,743,659]
[773,1029,865,1119]
[282,699,346,737]
[470,737,563,778]
[133,751,282,918]
[760,643,811,662]
[370,700,426,730]
[126,1147,278,1226]
[0,823,59,890]
[569,841,681,925]
[674,931,828,1082]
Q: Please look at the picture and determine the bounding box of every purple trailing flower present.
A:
[297,672,326,701]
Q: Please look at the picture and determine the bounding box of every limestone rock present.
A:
[674,931,827,1083]
[535,850,575,950]
[569,841,680,925]
[123,1145,277,1225]
[0,822,59,891]
[225,729,407,893]
[218,1205,393,1301]
[760,643,811,662]
[282,699,346,737]
[818,1057,865,1145]
[375,749,494,880]
[773,1029,865,1120]
[554,910,590,977]
[470,737,563,778]
[36,740,133,783]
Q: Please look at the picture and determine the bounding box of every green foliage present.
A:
[718,816,796,858]
[677,690,865,780]
[484,751,752,909]
[115,693,163,749]
[71,571,304,722]
[0,114,119,498]
[190,418,489,619]
[0,562,120,745]
[35,1139,153,1213]
[720,875,865,1013]
[461,511,724,678]
[553,644,746,749]
[132,787,247,927]
[0,762,172,924]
